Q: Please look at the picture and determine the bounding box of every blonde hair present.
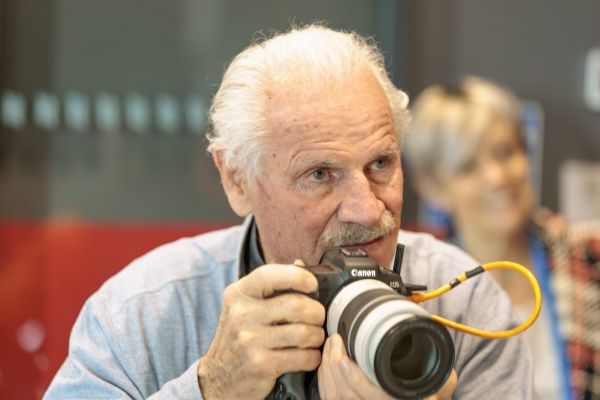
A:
[206,24,409,179]
[404,76,522,183]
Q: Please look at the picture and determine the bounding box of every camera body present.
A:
[305,247,421,303]
[269,246,455,400]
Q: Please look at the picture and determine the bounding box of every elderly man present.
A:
[45,25,533,399]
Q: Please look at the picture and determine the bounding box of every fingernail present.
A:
[293,259,305,267]
[332,333,342,346]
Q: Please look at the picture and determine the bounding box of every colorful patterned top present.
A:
[533,210,600,399]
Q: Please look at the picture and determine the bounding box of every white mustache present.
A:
[322,210,398,248]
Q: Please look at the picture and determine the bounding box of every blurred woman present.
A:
[404,76,600,400]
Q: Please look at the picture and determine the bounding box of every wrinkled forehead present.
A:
[262,69,393,143]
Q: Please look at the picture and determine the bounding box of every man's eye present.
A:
[311,168,328,181]
[371,159,388,170]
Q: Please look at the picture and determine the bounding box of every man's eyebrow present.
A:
[375,147,401,159]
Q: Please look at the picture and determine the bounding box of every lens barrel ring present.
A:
[374,316,455,399]
[337,289,399,359]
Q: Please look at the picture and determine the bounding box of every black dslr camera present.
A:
[268,246,455,400]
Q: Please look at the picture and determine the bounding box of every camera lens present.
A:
[327,280,454,399]
[375,317,453,398]
[390,332,433,381]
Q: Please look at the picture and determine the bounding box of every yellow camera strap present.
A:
[410,261,542,340]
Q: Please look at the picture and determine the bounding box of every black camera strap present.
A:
[392,243,405,275]
[239,217,266,278]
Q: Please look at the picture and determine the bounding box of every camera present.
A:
[269,246,455,400]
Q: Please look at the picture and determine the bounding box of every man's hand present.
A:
[197,263,326,399]
[318,334,457,400]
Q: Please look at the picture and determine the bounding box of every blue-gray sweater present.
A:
[45,220,533,399]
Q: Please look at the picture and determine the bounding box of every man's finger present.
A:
[270,348,322,375]
[263,293,325,326]
[237,264,318,298]
[318,337,339,400]
[257,323,324,349]
[327,334,394,400]
[424,369,457,400]
[327,334,361,400]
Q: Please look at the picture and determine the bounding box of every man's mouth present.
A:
[341,235,383,250]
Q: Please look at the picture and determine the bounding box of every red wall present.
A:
[0,219,229,399]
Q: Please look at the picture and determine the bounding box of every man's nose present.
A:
[336,174,385,227]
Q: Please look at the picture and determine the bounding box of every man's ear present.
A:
[212,151,253,217]
[413,176,452,213]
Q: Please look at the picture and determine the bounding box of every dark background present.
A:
[1,0,597,225]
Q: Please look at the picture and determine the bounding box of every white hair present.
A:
[404,76,522,183]
[206,24,409,179]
